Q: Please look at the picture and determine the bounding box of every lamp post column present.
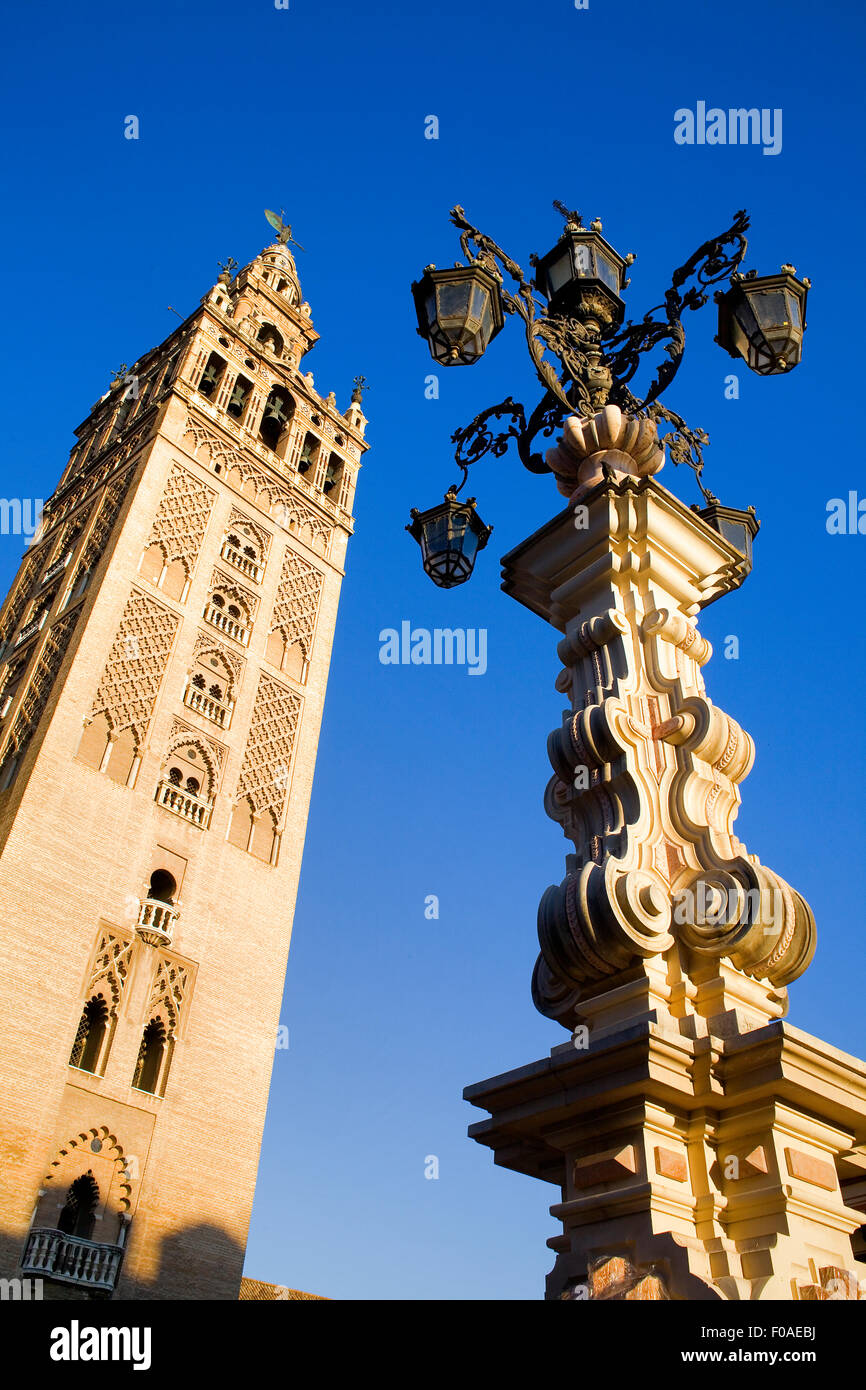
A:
[464,412,866,1301]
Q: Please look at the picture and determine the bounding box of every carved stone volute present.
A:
[500,462,816,1039]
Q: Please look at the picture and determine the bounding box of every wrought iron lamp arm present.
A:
[450,205,579,418]
[607,210,750,412]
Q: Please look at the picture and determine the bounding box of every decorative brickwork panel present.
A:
[6,609,80,753]
[165,717,227,783]
[149,955,191,1039]
[227,508,270,559]
[73,466,135,587]
[0,549,44,645]
[146,464,216,569]
[183,414,334,550]
[269,548,323,655]
[235,672,302,824]
[88,590,178,747]
[192,630,245,687]
[88,927,134,1012]
[208,567,258,617]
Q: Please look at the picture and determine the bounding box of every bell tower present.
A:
[0,226,368,1298]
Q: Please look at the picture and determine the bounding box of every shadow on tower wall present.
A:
[0,1220,246,1302]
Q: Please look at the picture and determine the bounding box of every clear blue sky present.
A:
[1,0,863,1300]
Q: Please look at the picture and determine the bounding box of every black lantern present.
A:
[533,222,632,327]
[412,263,504,366]
[406,488,492,588]
[716,268,809,376]
[697,501,760,585]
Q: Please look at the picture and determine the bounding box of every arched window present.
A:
[265,630,307,683]
[298,432,319,475]
[149,868,177,903]
[259,387,294,453]
[204,588,250,644]
[257,323,284,357]
[226,374,253,421]
[227,797,279,863]
[161,741,212,803]
[57,1172,100,1240]
[138,542,188,601]
[132,1017,168,1095]
[198,351,226,400]
[184,649,236,728]
[69,994,110,1074]
[322,453,343,496]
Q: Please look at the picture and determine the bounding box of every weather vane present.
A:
[265,209,305,252]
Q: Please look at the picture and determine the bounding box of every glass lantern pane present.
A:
[470,282,490,321]
[751,291,788,330]
[573,244,592,276]
[461,527,480,562]
[594,250,618,291]
[423,515,453,555]
[786,292,802,327]
[548,251,573,294]
[436,281,474,324]
[733,296,759,341]
[479,299,493,344]
[718,518,746,555]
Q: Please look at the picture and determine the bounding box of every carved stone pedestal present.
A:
[466,1015,866,1300]
[465,453,866,1300]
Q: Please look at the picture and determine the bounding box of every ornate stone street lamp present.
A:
[407,203,866,1302]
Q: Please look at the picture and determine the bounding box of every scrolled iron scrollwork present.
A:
[442,202,751,503]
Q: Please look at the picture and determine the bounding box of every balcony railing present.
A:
[155,779,212,829]
[203,604,250,645]
[41,553,71,588]
[183,683,232,728]
[220,540,262,583]
[137,895,179,946]
[15,615,46,647]
[21,1228,124,1294]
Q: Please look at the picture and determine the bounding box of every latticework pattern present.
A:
[149,956,191,1039]
[0,549,43,645]
[183,415,334,550]
[192,630,245,688]
[73,466,135,587]
[146,464,216,568]
[88,589,178,746]
[269,547,323,655]
[6,609,80,753]
[235,672,302,823]
[89,928,134,1012]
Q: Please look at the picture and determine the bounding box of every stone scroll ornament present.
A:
[530,406,816,1028]
[545,402,665,497]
